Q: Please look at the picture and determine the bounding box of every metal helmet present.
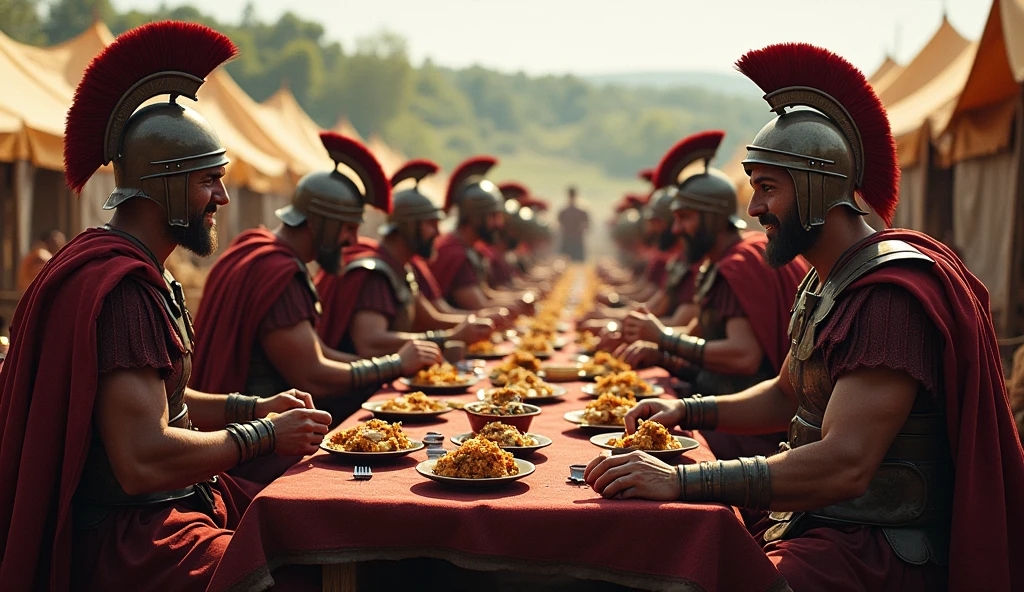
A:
[380,159,445,255]
[64,21,238,227]
[445,156,504,227]
[275,132,391,271]
[736,43,899,228]
[498,182,529,245]
[653,130,745,230]
[644,187,677,224]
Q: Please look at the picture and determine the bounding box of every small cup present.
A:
[443,340,466,364]
[569,464,587,481]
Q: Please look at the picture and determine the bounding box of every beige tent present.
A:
[881,20,978,238]
[867,56,904,90]
[939,0,1024,339]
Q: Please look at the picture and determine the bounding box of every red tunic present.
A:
[409,255,442,302]
[189,228,318,394]
[73,278,261,591]
[761,230,1024,591]
[316,239,403,353]
[0,229,256,590]
[428,233,481,299]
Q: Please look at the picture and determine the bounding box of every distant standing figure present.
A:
[558,186,589,261]
[16,229,66,292]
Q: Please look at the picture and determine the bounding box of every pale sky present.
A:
[110,0,990,77]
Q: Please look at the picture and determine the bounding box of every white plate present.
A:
[562,409,626,431]
[319,439,425,460]
[399,375,481,394]
[360,400,453,422]
[588,432,699,460]
[580,383,665,400]
[476,386,567,404]
[450,432,553,457]
[416,458,535,486]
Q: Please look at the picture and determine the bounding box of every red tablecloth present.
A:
[209,348,786,592]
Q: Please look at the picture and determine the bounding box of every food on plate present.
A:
[581,351,631,376]
[467,340,497,355]
[607,419,682,450]
[576,330,600,352]
[491,351,543,384]
[433,437,519,478]
[474,421,537,447]
[379,391,447,412]
[469,395,534,416]
[412,363,464,385]
[593,371,652,399]
[581,393,635,426]
[518,332,554,354]
[324,419,414,452]
[500,368,556,398]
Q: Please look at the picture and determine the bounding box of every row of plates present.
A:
[324,433,701,486]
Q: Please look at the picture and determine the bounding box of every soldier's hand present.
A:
[624,399,685,433]
[398,340,443,375]
[480,307,512,330]
[584,450,680,501]
[453,314,494,344]
[269,407,332,456]
[255,389,315,418]
[622,306,663,343]
[596,330,623,353]
[616,341,661,369]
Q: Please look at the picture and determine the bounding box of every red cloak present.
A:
[717,232,808,372]
[315,238,388,350]
[0,229,173,590]
[189,228,309,394]
[428,233,476,297]
[844,229,1024,590]
[409,255,442,302]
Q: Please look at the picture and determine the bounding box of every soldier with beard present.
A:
[618,130,807,458]
[0,23,332,589]
[190,134,441,418]
[429,156,537,313]
[315,159,495,357]
[588,44,1024,590]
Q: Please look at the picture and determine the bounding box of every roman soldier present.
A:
[587,43,1024,591]
[0,22,331,589]
[190,134,441,412]
[315,159,494,357]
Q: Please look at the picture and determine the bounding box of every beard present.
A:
[682,220,716,264]
[657,227,677,252]
[762,206,821,268]
[316,246,343,274]
[169,201,218,257]
[477,223,497,245]
[414,231,437,260]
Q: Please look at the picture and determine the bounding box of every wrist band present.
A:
[677,456,772,511]
[680,395,719,430]
[225,392,258,424]
[225,418,276,464]
[659,332,707,366]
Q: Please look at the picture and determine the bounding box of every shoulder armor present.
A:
[693,261,719,304]
[790,239,934,360]
[342,257,414,304]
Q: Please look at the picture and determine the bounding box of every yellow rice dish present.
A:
[433,437,519,478]
[324,419,414,452]
[475,421,537,447]
[379,391,446,412]
[607,419,682,450]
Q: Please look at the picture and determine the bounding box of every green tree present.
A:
[333,31,413,135]
[43,0,115,44]
[0,0,45,44]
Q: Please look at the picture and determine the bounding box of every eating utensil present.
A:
[353,466,373,480]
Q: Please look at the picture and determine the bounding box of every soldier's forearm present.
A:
[713,377,796,435]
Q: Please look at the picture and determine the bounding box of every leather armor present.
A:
[341,257,419,332]
[690,261,775,394]
[774,239,952,565]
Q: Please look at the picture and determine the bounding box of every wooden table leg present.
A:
[322,563,357,592]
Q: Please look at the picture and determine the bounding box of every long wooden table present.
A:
[208,347,786,592]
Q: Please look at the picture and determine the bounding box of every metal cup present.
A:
[443,340,466,365]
